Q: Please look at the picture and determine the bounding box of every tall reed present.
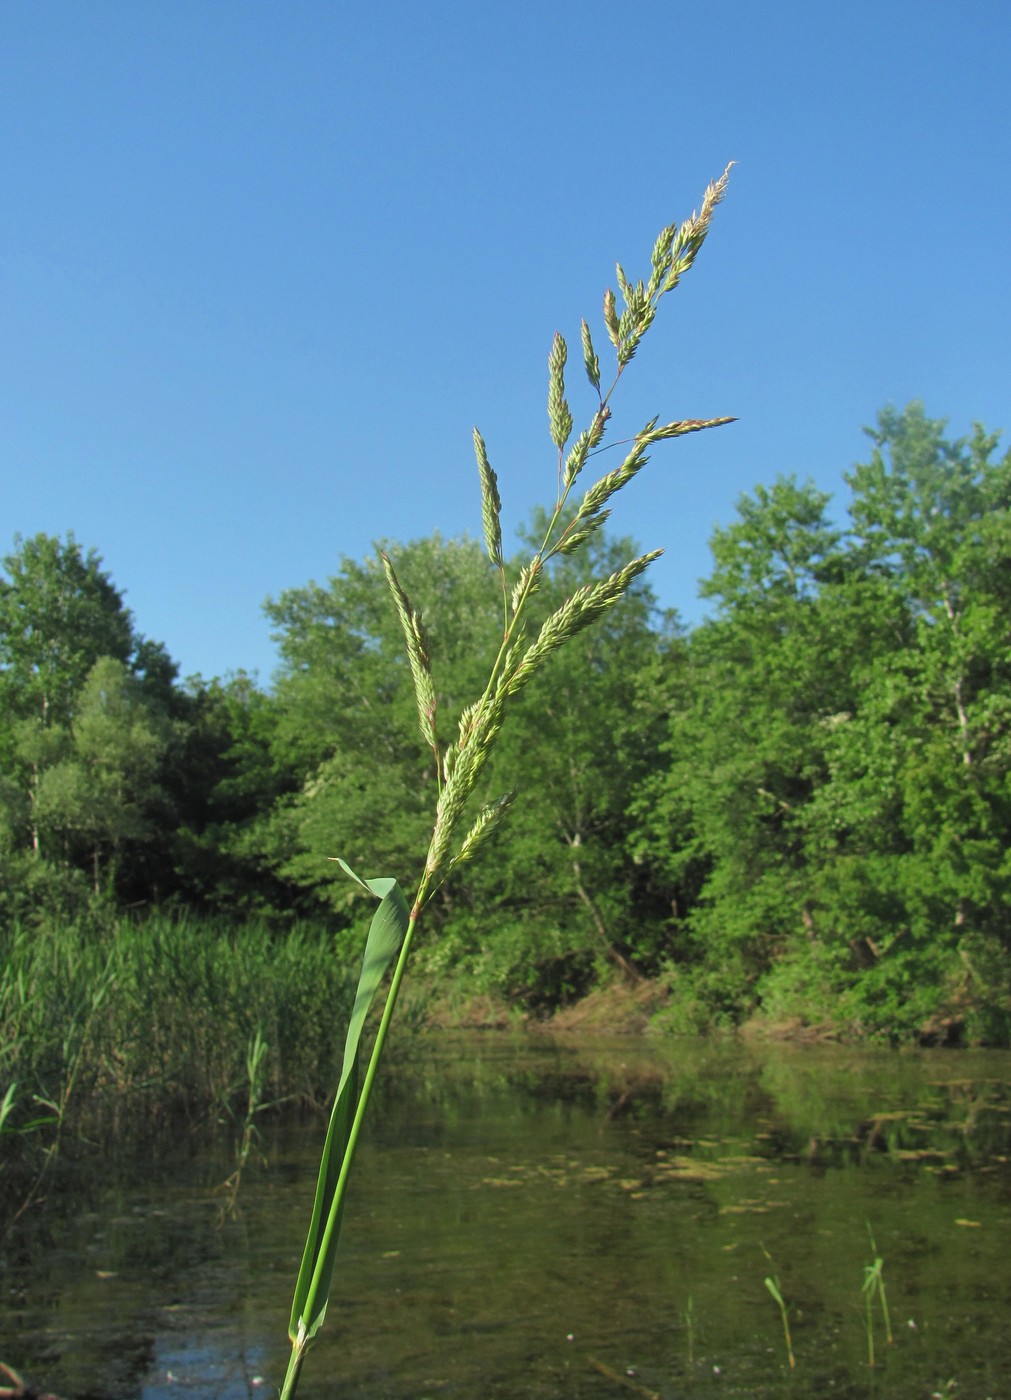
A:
[0,912,356,1132]
[280,167,734,1396]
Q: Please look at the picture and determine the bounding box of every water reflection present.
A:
[2,1034,1009,1398]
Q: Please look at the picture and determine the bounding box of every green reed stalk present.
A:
[280,167,735,1396]
[219,1025,270,1220]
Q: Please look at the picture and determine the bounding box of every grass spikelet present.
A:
[647,223,676,297]
[615,262,633,307]
[509,559,542,615]
[580,318,601,394]
[637,415,738,445]
[548,332,573,451]
[503,550,662,699]
[381,552,438,756]
[449,790,516,871]
[576,442,652,520]
[424,696,504,884]
[602,287,620,348]
[472,428,503,568]
[562,427,592,489]
[555,509,611,556]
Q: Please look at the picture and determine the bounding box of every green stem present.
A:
[279,1341,306,1400]
[281,909,422,1399]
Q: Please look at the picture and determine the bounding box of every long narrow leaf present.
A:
[287,865,409,1343]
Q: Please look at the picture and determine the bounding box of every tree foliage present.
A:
[2,405,1009,1043]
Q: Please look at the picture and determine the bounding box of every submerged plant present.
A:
[280,167,734,1396]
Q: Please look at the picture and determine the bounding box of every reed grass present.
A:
[280,168,734,1395]
[0,911,356,1138]
[218,1025,272,1220]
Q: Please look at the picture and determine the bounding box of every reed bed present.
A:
[0,911,355,1136]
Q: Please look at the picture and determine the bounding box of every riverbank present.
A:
[423,972,989,1046]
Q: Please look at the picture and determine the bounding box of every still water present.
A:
[1,1033,1009,1399]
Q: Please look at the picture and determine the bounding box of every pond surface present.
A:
[1,1032,1010,1398]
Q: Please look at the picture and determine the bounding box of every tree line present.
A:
[2,403,1009,1042]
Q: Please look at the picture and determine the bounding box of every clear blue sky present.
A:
[3,1,1008,683]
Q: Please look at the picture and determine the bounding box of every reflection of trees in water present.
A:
[371,1033,1011,1169]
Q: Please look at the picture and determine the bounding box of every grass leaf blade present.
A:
[287,869,409,1344]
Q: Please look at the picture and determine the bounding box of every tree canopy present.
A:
[2,405,1008,1043]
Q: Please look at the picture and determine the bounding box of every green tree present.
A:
[630,406,1011,1042]
[169,672,302,917]
[0,533,183,906]
[798,405,1011,1038]
[32,657,171,893]
[629,476,851,1022]
[0,533,135,732]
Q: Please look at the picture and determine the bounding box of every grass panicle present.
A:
[281,168,734,1395]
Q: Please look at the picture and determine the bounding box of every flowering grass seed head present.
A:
[547,332,573,452]
[472,428,503,568]
[380,552,438,752]
[580,319,601,394]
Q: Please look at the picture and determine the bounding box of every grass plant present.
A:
[0,912,356,1137]
[219,1025,273,1220]
[0,1084,16,1138]
[279,168,734,1396]
[763,1270,796,1371]
[861,1228,894,1367]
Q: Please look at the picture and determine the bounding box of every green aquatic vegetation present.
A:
[861,1229,893,1367]
[0,913,358,1131]
[219,1025,272,1220]
[763,1268,796,1371]
[279,168,734,1396]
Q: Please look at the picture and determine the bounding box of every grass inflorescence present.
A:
[279,168,735,1396]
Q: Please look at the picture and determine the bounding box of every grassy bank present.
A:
[0,911,357,1140]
